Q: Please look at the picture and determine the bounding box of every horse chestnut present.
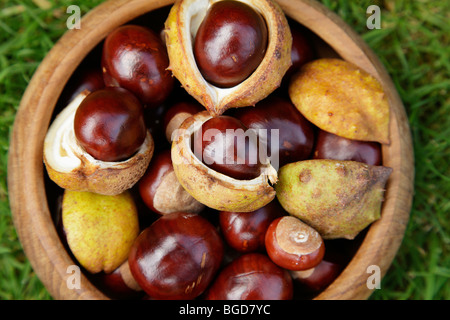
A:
[234,96,315,169]
[291,250,345,294]
[192,115,264,180]
[58,67,105,108]
[73,87,147,162]
[219,200,285,253]
[128,212,223,300]
[138,149,204,215]
[204,253,293,300]
[164,101,204,142]
[265,216,325,271]
[194,0,268,88]
[313,129,382,165]
[287,22,315,77]
[93,261,143,300]
[102,24,174,107]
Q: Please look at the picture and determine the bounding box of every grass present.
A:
[1,0,449,300]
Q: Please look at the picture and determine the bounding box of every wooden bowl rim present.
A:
[8,0,414,300]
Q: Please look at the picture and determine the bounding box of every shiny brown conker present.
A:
[219,200,285,253]
[265,216,325,271]
[102,24,174,107]
[138,149,204,215]
[138,150,173,214]
[93,261,143,300]
[128,212,224,300]
[58,67,105,108]
[143,102,171,153]
[313,129,382,165]
[287,22,315,77]
[204,253,293,300]
[290,250,345,294]
[234,96,315,169]
[194,0,268,88]
[74,87,147,162]
[192,115,264,180]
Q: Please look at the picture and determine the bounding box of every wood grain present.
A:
[8,0,414,300]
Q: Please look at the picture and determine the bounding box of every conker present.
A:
[164,101,204,142]
[234,96,315,168]
[102,24,174,107]
[265,216,325,271]
[194,0,268,88]
[219,200,285,253]
[290,250,345,294]
[204,253,293,300]
[74,87,147,162]
[313,129,382,165]
[138,150,173,214]
[143,102,171,152]
[128,212,224,300]
[58,67,105,108]
[193,115,264,180]
[138,149,204,215]
[93,260,143,300]
[286,21,315,77]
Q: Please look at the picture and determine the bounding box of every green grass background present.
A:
[0,0,448,300]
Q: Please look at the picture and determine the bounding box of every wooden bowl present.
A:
[8,0,414,300]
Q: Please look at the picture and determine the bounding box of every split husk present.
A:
[43,91,154,196]
[164,0,292,116]
[171,111,277,212]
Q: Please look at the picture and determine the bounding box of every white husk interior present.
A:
[44,93,85,172]
[181,0,270,106]
[44,92,151,173]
